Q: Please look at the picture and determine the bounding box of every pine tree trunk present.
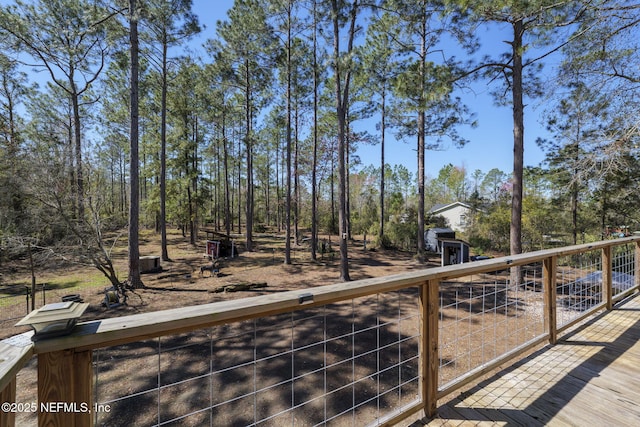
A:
[417,10,427,258]
[294,104,300,246]
[510,19,525,287]
[244,61,254,251]
[510,19,524,258]
[160,37,169,261]
[223,110,231,239]
[379,90,386,242]
[284,7,292,264]
[127,0,143,289]
[311,0,318,261]
[331,0,358,282]
[71,91,84,221]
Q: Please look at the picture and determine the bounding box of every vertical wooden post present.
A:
[420,279,439,418]
[602,246,612,310]
[0,377,16,427]
[543,256,558,345]
[38,349,93,427]
[635,241,640,292]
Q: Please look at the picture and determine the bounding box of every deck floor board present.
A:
[417,295,640,426]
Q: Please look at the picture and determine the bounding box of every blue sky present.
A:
[193,0,551,178]
[0,0,552,178]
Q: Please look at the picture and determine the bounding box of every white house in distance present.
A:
[428,201,472,232]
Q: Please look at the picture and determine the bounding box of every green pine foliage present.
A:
[0,0,639,277]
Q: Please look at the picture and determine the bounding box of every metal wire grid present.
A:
[0,294,26,322]
[555,250,602,327]
[1,283,57,325]
[93,288,421,426]
[438,265,546,387]
[612,244,636,299]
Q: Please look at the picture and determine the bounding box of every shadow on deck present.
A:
[413,294,640,426]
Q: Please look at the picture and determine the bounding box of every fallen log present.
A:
[211,282,268,293]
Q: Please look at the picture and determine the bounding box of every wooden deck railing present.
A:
[1,236,639,426]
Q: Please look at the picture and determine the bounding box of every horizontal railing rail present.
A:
[26,238,640,354]
[1,283,57,324]
[1,236,639,426]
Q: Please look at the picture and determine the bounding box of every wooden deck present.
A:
[415,294,640,426]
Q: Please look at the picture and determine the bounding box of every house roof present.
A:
[428,201,472,215]
[427,227,455,234]
[438,237,470,245]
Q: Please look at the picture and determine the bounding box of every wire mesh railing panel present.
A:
[0,294,26,323]
[1,283,78,328]
[94,338,164,426]
[93,288,421,427]
[438,264,546,387]
[612,244,636,299]
[555,250,602,327]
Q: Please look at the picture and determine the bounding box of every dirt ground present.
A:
[122,229,434,313]
[4,229,441,426]
[2,230,579,426]
[1,229,436,338]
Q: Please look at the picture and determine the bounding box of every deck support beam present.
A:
[420,279,439,417]
[38,349,93,427]
[0,377,16,427]
[544,256,558,345]
[635,241,640,291]
[603,247,612,310]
